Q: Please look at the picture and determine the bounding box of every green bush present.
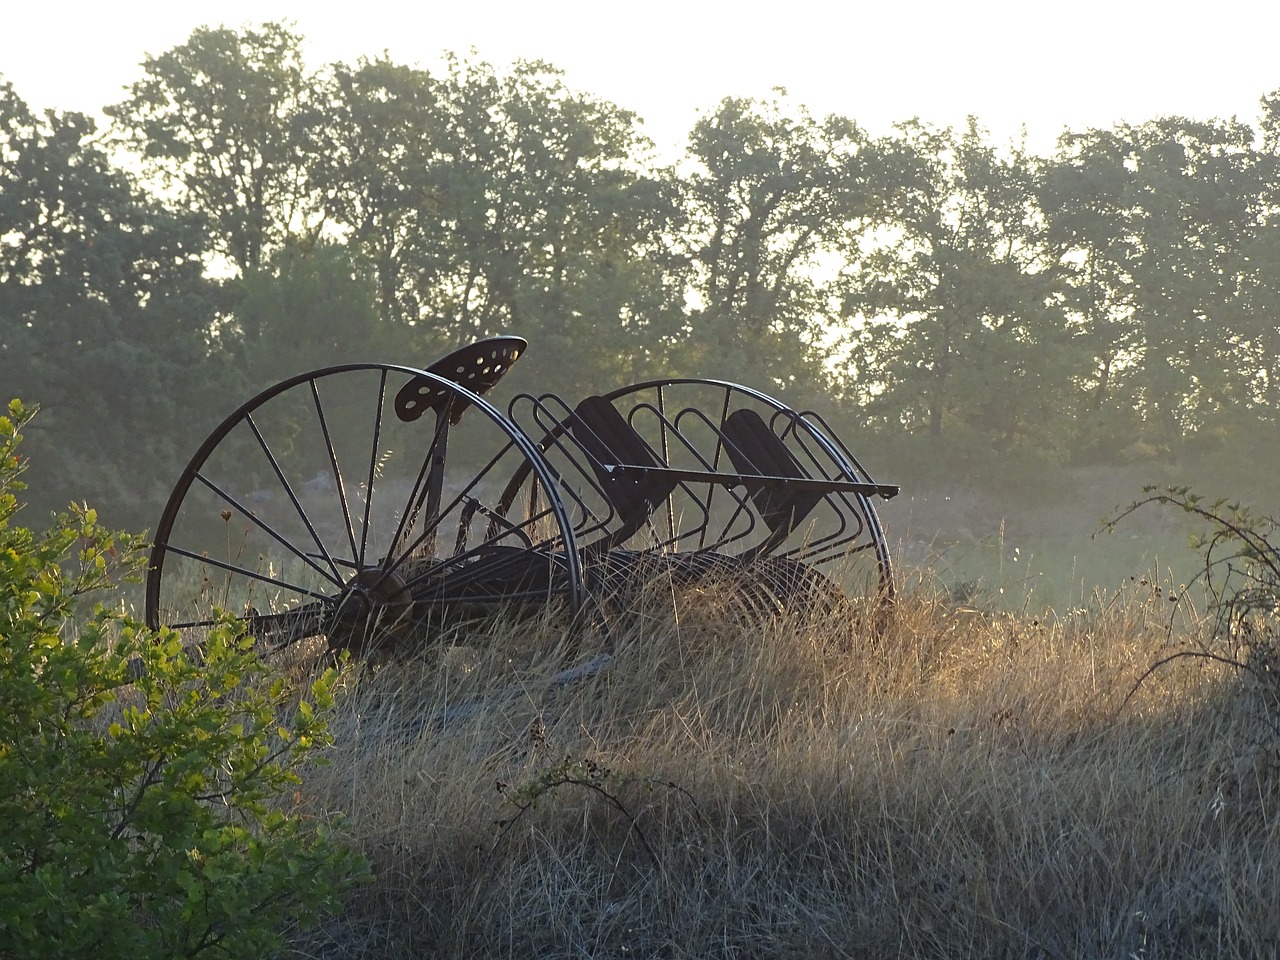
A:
[0,400,367,959]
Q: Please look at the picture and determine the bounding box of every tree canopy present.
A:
[4,22,1279,526]
[0,80,227,520]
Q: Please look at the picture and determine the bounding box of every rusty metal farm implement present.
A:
[145,337,899,655]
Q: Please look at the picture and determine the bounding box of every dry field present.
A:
[287,570,1280,960]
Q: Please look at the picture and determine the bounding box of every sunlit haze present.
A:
[5,0,1279,155]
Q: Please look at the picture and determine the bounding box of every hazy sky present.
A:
[3,1,1278,156]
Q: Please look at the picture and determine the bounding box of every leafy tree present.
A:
[106,22,324,275]
[230,240,398,386]
[0,80,229,528]
[0,401,367,959]
[1041,118,1266,455]
[1122,118,1262,441]
[313,53,683,391]
[1232,92,1280,430]
[414,56,679,390]
[844,120,1072,454]
[307,57,439,331]
[678,92,873,393]
[1037,125,1146,459]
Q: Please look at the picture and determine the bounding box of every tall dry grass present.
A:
[288,572,1280,959]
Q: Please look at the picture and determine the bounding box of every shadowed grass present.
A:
[288,572,1280,959]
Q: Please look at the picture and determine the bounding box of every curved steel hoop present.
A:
[146,363,581,654]
[505,377,897,605]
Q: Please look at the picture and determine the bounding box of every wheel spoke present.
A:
[243,412,345,584]
[387,406,451,562]
[158,543,337,603]
[357,368,390,569]
[311,378,360,563]
[193,472,345,588]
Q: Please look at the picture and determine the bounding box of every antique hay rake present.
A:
[145,336,899,655]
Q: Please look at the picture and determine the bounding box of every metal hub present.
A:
[328,568,416,655]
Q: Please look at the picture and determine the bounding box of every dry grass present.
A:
[286,573,1280,960]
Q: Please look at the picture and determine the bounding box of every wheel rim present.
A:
[146,363,581,654]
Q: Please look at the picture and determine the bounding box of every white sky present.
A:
[3,0,1279,157]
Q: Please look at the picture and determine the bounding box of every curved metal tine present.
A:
[773,410,881,559]
[605,398,748,553]
[509,393,618,544]
[785,514,874,565]
[773,422,875,570]
[773,500,862,564]
[665,401,762,542]
[785,409,894,589]
[617,400,725,545]
[762,419,885,572]
[655,403,763,552]
[527,396,611,519]
[782,409,896,588]
[794,408,884,485]
[308,377,361,565]
[770,408,850,484]
[761,410,857,559]
[192,472,345,588]
[682,402,804,560]
[630,402,718,468]
[527,395,619,543]
[243,411,345,584]
[549,467,610,544]
[560,396,699,552]
[625,385,731,551]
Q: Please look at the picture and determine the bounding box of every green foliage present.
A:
[844,119,1074,449]
[1041,118,1270,455]
[681,92,871,393]
[292,51,685,391]
[231,241,398,382]
[9,26,1280,538]
[105,22,323,274]
[0,79,233,529]
[0,401,367,959]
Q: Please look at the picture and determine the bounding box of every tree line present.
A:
[3,22,1278,527]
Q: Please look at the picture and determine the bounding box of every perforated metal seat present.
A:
[395,336,527,423]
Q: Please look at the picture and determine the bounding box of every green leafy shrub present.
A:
[0,400,367,959]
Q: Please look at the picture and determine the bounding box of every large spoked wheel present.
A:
[146,363,582,657]
[506,378,895,616]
